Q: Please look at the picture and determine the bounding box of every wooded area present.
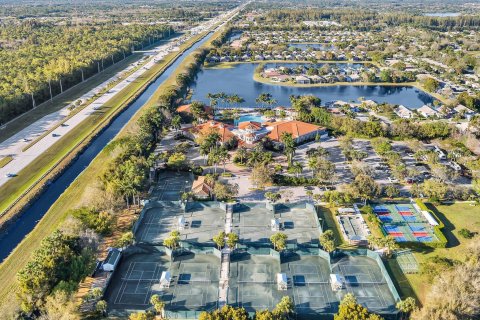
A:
[0,22,173,125]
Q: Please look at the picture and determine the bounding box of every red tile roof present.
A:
[187,120,235,142]
[266,120,323,141]
[238,121,262,130]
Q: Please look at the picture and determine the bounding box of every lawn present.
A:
[0,26,225,307]
[0,156,13,169]
[399,202,480,303]
[316,205,355,249]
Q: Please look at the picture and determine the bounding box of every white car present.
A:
[388,177,399,183]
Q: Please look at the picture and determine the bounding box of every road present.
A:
[0,5,242,188]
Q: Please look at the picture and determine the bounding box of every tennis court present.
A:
[331,254,397,313]
[276,205,320,246]
[150,171,192,201]
[395,250,419,274]
[373,203,437,243]
[228,253,282,312]
[136,202,225,244]
[105,250,220,314]
[233,204,275,244]
[283,254,338,315]
[232,203,321,246]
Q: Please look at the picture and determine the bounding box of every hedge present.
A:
[273,174,318,186]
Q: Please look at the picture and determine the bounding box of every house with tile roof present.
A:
[182,120,236,145]
[232,121,270,144]
[176,104,213,123]
[191,176,213,199]
[265,120,328,145]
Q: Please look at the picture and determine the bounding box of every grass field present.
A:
[401,202,480,303]
[316,205,356,249]
[319,202,480,305]
[0,156,13,169]
[0,26,225,308]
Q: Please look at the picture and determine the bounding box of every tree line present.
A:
[251,9,480,31]
[0,21,173,124]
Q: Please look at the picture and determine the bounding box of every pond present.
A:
[228,31,243,41]
[289,43,336,51]
[190,63,435,109]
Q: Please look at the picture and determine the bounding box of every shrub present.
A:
[458,228,475,239]
[71,207,114,236]
[273,174,318,186]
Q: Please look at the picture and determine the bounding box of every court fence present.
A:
[332,249,401,303]
[365,250,401,303]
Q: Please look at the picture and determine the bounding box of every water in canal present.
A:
[0,33,213,262]
[190,63,435,109]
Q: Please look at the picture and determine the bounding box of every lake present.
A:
[190,63,435,109]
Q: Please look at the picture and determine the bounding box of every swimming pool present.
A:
[234,114,265,126]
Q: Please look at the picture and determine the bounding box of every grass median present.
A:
[0,28,215,306]
[0,156,13,169]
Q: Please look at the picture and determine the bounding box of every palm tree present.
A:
[291,161,303,177]
[270,232,288,251]
[208,150,221,174]
[226,233,239,250]
[235,147,248,164]
[171,115,181,131]
[396,297,417,320]
[281,132,296,166]
[218,147,231,173]
[96,300,108,317]
[308,156,318,178]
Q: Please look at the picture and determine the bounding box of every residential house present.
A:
[395,105,414,119]
[176,104,213,122]
[295,75,311,84]
[192,176,213,199]
[417,105,440,118]
[454,104,476,120]
[265,120,328,145]
[183,120,235,145]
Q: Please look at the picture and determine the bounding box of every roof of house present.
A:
[418,105,439,116]
[176,104,192,113]
[238,121,262,130]
[187,120,235,142]
[266,120,323,141]
[176,104,213,115]
[454,104,474,114]
[192,176,212,197]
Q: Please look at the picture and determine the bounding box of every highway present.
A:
[0,5,241,188]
